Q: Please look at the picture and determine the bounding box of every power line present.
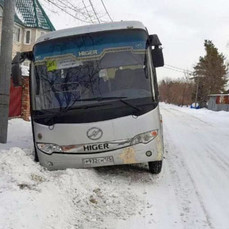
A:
[44,0,92,23]
[65,0,87,12]
[100,0,113,22]
[50,0,91,21]
[82,0,94,23]
[165,64,193,74]
[64,0,99,24]
[165,64,186,71]
[88,0,100,23]
[43,0,113,24]
[164,66,185,73]
[62,0,96,22]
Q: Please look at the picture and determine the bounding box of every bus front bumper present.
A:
[37,136,164,170]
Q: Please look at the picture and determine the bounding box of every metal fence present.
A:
[9,79,22,117]
[208,94,229,111]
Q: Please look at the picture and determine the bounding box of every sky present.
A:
[40,0,229,82]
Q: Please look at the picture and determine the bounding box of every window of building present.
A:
[24,29,31,45]
[14,27,21,43]
[0,7,3,17]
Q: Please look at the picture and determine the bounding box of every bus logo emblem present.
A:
[87,127,103,140]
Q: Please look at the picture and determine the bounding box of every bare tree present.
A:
[159,77,194,106]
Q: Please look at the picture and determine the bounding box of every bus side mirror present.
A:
[152,47,164,68]
[148,34,162,46]
[12,53,22,86]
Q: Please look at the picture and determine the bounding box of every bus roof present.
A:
[36,21,146,44]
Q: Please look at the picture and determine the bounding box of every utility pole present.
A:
[190,76,200,108]
[194,77,200,108]
[0,0,15,143]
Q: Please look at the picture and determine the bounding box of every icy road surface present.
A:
[0,103,229,229]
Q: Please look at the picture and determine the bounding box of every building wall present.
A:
[0,17,48,58]
[0,18,22,57]
[21,28,37,53]
[0,4,53,120]
[0,18,48,120]
[12,24,24,58]
[14,27,48,57]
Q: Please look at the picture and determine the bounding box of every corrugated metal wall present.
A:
[9,79,22,117]
[208,95,229,111]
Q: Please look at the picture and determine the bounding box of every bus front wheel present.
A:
[34,148,39,162]
[148,161,162,174]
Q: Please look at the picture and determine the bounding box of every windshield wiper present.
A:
[33,103,111,120]
[33,97,126,120]
[59,96,127,115]
[33,97,142,125]
[76,96,127,101]
[78,97,142,112]
[119,99,142,112]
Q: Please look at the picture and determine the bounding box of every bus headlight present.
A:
[37,143,62,154]
[131,130,158,145]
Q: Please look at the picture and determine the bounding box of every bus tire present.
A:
[148,160,162,174]
[34,148,39,162]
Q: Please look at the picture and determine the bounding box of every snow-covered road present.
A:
[158,104,229,229]
[0,104,229,229]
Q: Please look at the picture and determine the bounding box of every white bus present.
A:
[12,21,164,173]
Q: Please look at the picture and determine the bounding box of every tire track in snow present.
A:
[162,107,215,229]
[178,157,214,229]
[162,105,229,228]
[167,108,214,127]
[164,137,214,228]
[206,145,229,174]
[163,106,229,171]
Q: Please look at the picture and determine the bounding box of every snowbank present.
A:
[0,119,144,229]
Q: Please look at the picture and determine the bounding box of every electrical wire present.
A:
[65,0,86,12]
[43,0,113,24]
[88,0,100,23]
[49,0,89,20]
[100,0,113,22]
[165,64,193,74]
[44,0,93,23]
[82,0,94,23]
[57,0,96,23]
[164,66,185,73]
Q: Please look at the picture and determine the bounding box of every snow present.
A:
[21,65,29,77]
[1,104,229,228]
[15,7,25,24]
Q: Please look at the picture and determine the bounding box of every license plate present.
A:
[82,156,114,167]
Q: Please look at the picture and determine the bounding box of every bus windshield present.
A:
[33,30,154,111]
